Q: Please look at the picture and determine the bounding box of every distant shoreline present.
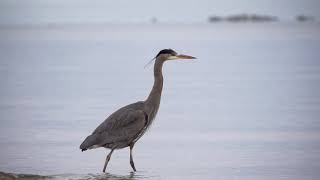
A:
[0,14,317,27]
[0,21,319,29]
[208,14,278,23]
[208,14,316,23]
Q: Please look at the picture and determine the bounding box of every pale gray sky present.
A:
[0,0,319,24]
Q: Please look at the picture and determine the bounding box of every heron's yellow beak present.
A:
[168,54,196,60]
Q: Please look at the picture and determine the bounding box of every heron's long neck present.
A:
[145,59,163,108]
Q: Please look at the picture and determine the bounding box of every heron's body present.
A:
[80,49,195,172]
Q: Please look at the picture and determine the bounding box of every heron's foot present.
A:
[130,160,137,172]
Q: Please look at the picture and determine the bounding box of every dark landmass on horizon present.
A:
[208,14,316,23]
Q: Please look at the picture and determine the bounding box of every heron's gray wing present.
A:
[80,106,147,150]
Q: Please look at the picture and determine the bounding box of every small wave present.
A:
[0,171,48,180]
[0,171,155,180]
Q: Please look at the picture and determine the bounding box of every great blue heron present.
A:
[80,49,196,172]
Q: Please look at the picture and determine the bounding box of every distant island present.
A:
[295,15,315,22]
[208,14,278,23]
[208,14,317,23]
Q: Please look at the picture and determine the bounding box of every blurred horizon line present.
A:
[0,20,319,28]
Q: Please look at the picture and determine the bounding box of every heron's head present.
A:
[156,49,196,61]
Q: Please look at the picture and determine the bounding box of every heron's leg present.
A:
[102,149,114,173]
[129,144,137,171]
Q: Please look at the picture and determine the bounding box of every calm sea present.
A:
[0,23,320,180]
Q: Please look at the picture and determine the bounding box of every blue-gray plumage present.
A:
[80,49,196,172]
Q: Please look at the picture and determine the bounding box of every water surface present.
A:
[0,23,320,179]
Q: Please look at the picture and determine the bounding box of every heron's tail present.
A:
[80,134,100,151]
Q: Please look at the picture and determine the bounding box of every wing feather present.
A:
[80,102,147,150]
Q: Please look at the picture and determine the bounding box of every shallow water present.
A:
[0,23,320,179]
